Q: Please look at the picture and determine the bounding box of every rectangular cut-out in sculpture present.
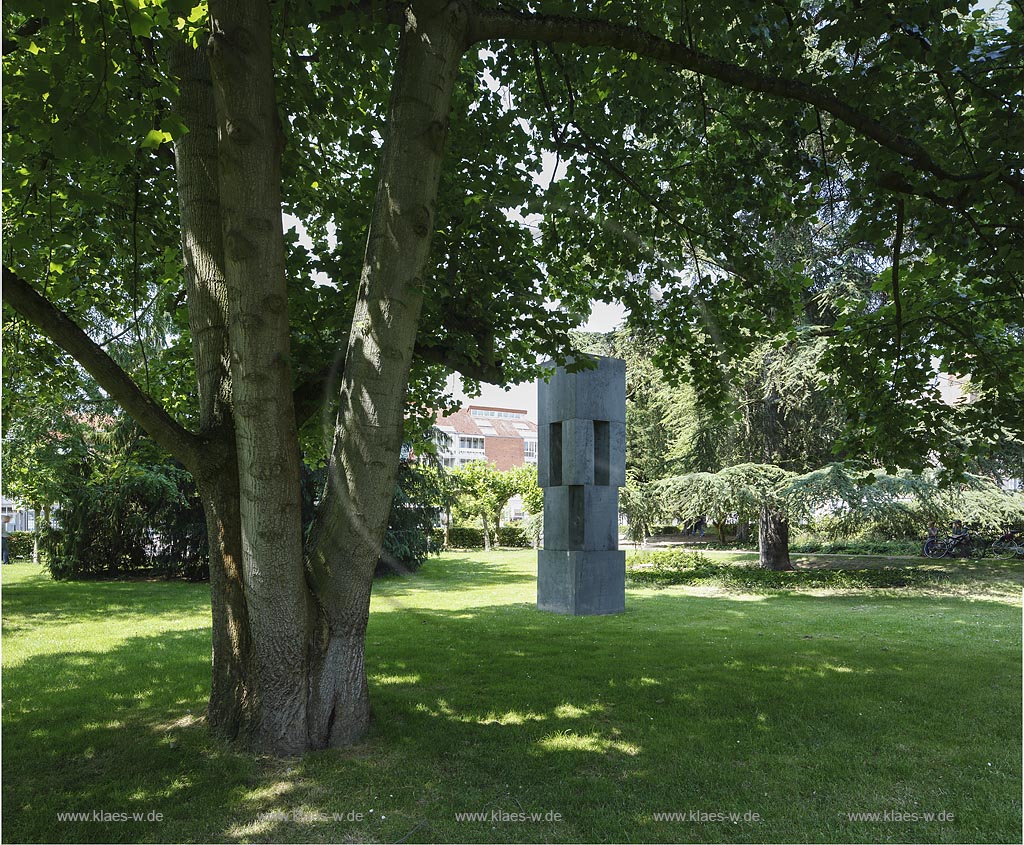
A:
[594,420,610,486]
[549,421,562,487]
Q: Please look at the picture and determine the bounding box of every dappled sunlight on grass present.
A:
[537,729,641,756]
[369,672,421,686]
[552,703,604,719]
[478,709,547,726]
[2,553,1021,843]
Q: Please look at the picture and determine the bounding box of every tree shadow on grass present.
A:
[2,567,1020,844]
[354,590,1021,843]
[0,626,265,844]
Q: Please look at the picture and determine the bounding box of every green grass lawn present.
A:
[3,551,1021,843]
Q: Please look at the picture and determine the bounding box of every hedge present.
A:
[5,532,35,559]
[445,525,486,548]
[430,523,531,549]
[626,549,939,590]
[496,524,531,548]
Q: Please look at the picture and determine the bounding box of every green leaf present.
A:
[141,128,172,149]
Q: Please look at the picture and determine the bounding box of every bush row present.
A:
[430,524,532,549]
[5,532,35,559]
[789,537,923,556]
[625,549,939,590]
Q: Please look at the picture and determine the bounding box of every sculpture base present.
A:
[537,549,625,615]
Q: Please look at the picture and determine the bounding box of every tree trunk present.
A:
[758,507,793,570]
[482,514,492,551]
[302,2,469,749]
[207,0,310,755]
[171,39,255,743]
[197,454,253,738]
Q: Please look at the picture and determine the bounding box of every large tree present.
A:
[4,0,1022,754]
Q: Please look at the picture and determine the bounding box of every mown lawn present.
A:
[2,551,1021,843]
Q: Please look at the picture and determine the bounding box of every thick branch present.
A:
[468,6,1023,197]
[293,341,506,427]
[414,340,506,383]
[3,266,205,469]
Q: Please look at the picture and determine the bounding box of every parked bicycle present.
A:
[989,528,1024,560]
[923,525,981,559]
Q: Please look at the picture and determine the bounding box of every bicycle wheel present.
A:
[990,540,1018,560]
[924,539,948,559]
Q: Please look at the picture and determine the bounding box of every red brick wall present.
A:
[485,437,524,471]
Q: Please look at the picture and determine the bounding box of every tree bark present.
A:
[197,457,254,737]
[303,0,469,749]
[758,507,793,570]
[207,0,310,755]
[170,40,254,741]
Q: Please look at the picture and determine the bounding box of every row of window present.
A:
[470,408,527,419]
[455,435,537,454]
[442,456,537,468]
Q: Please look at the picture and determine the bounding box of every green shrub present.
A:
[626,549,714,584]
[446,525,485,548]
[626,550,939,590]
[374,458,440,577]
[655,525,681,535]
[496,524,530,548]
[5,532,35,559]
[790,536,923,557]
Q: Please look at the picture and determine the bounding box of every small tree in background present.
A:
[656,464,789,555]
[510,464,544,548]
[451,461,518,552]
[620,474,665,548]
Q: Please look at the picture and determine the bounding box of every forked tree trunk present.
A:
[758,507,793,570]
[166,1,470,755]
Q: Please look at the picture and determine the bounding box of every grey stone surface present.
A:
[562,418,595,486]
[537,550,626,616]
[542,486,620,551]
[537,355,626,616]
[538,357,627,425]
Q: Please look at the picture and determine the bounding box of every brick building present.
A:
[434,405,538,471]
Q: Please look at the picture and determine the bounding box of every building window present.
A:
[524,440,537,459]
[459,436,485,451]
[470,408,526,419]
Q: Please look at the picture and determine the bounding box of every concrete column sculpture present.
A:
[537,356,627,615]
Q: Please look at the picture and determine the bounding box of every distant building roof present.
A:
[435,406,538,438]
